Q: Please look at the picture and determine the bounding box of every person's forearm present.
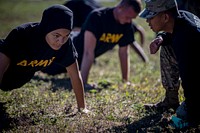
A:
[71,74,86,109]
[81,54,94,84]
[121,60,129,81]
[130,42,149,63]
[67,62,86,109]
[0,52,10,85]
[119,48,129,81]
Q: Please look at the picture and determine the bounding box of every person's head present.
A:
[139,0,178,33]
[114,0,142,24]
[40,4,73,50]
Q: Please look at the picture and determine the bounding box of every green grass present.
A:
[0,0,197,132]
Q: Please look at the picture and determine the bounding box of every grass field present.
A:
[0,0,198,132]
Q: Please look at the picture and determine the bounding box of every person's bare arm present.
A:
[135,25,145,46]
[80,30,96,84]
[0,52,10,84]
[66,61,86,110]
[130,41,149,62]
[118,46,129,82]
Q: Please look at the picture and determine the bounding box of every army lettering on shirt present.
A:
[99,33,123,43]
[17,57,56,67]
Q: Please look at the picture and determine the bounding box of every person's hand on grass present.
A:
[78,108,96,116]
[78,108,91,114]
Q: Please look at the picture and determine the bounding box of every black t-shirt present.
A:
[171,10,200,98]
[0,23,77,89]
[63,0,102,28]
[73,7,135,64]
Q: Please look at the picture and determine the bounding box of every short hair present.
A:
[119,0,142,13]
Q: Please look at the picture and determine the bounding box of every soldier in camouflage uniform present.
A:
[144,0,200,111]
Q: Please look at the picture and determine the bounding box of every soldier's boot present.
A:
[144,90,180,112]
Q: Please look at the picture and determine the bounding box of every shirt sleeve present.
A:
[83,10,102,39]
[55,38,78,67]
[157,32,173,46]
[0,28,23,58]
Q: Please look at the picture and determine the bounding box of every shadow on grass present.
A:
[104,110,200,132]
[104,113,165,132]
[0,102,37,131]
[32,74,73,92]
[0,102,13,132]
[32,72,106,93]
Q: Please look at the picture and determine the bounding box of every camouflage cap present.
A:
[139,0,176,19]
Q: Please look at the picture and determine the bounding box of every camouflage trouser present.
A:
[160,45,180,91]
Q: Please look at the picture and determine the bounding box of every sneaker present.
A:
[171,115,189,129]
[176,101,187,120]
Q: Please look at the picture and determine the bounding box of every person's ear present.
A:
[164,13,170,23]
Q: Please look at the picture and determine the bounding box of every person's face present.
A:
[117,6,138,24]
[45,29,71,50]
[146,12,167,33]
